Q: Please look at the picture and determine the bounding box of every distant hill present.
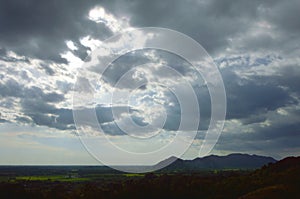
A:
[155,153,277,171]
[0,155,298,198]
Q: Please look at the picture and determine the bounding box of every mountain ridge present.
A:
[155,153,277,171]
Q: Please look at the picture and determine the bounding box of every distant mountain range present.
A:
[154,153,277,171]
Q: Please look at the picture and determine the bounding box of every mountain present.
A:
[154,153,277,171]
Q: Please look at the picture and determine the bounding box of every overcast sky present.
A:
[0,0,300,165]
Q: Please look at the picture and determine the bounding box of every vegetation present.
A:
[0,157,299,198]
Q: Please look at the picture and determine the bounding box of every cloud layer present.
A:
[0,0,300,163]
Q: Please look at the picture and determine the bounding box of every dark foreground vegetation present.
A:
[0,157,299,199]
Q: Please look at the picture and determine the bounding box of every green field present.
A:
[0,171,145,183]
[15,175,90,182]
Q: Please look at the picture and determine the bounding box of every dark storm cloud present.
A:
[204,0,300,53]
[0,79,72,129]
[255,122,300,141]
[101,50,151,87]
[0,80,64,102]
[28,112,73,130]
[206,0,265,17]
[218,61,298,120]
[72,43,91,61]
[240,114,267,126]
[0,48,5,56]
[110,0,245,54]
[252,107,300,141]
[15,116,32,124]
[99,121,126,136]
[0,79,23,98]
[25,86,65,103]
[20,97,75,130]
[264,0,300,33]
[226,76,295,120]
[161,84,211,132]
[215,117,300,156]
[0,0,112,63]
[103,0,300,56]
[1,0,299,61]
[72,105,150,136]
[210,52,300,155]
[223,115,300,143]
[276,64,300,95]
[105,0,290,54]
[101,49,194,89]
[19,96,146,133]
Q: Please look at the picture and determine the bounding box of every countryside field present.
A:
[0,157,299,198]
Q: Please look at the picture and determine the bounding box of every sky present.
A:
[0,0,300,165]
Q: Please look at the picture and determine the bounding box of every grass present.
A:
[4,173,143,182]
[14,175,90,182]
[123,173,144,177]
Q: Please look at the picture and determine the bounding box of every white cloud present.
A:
[88,6,129,33]
[65,40,78,51]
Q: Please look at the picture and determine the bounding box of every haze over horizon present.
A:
[0,0,300,165]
